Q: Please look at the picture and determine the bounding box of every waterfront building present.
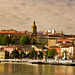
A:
[0,51,9,59]
[3,46,18,54]
[60,44,75,59]
[0,46,21,55]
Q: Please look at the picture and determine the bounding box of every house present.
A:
[0,51,9,59]
[57,38,70,44]
[48,38,57,48]
[60,44,75,59]
[3,46,17,54]
[0,46,21,54]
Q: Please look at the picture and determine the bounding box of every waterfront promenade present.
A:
[0,59,45,63]
[0,59,75,66]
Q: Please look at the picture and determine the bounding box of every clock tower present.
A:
[31,21,37,44]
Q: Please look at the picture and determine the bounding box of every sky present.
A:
[0,0,75,34]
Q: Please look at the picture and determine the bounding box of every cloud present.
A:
[0,0,75,34]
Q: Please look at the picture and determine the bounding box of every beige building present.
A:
[48,38,57,48]
[0,51,9,59]
[37,35,48,45]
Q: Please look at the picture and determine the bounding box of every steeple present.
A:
[33,20,35,25]
[31,21,37,35]
[32,20,37,28]
[31,21,37,45]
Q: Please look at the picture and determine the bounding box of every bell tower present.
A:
[31,21,37,44]
[31,21,37,35]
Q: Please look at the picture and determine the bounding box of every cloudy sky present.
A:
[0,0,75,34]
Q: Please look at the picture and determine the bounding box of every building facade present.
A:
[0,51,9,59]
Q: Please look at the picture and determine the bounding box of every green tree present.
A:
[11,50,19,58]
[20,51,26,58]
[20,35,30,45]
[0,35,3,45]
[2,35,10,45]
[47,48,57,58]
[38,51,43,59]
[11,37,16,44]
[27,49,37,59]
[36,42,45,45]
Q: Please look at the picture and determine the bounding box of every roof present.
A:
[4,46,16,48]
[57,39,70,41]
[61,43,74,48]
[0,29,30,34]
[1,29,17,32]
[49,46,60,48]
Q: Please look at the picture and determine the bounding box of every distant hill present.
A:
[0,0,75,34]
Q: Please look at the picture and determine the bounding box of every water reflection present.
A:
[0,63,75,75]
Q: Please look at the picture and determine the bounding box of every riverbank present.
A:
[31,59,75,66]
[31,62,75,66]
[0,59,75,66]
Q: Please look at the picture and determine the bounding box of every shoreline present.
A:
[0,60,75,66]
[0,62,75,66]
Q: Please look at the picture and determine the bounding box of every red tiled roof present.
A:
[4,46,16,48]
[57,39,70,41]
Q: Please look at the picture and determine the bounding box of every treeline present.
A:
[0,35,15,45]
[0,35,45,45]
[0,35,30,45]
[8,49,43,59]
[8,48,57,59]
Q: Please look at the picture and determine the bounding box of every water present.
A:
[0,63,75,75]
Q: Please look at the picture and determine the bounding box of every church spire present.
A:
[31,21,37,45]
[31,20,37,35]
[32,20,37,28]
[33,20,35,25]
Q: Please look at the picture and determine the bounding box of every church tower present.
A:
[31,21,37,44]
[31,21,37,35]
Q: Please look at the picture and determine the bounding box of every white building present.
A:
[60,44,75,59]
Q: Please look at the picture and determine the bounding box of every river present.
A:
[0,63,75,75]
